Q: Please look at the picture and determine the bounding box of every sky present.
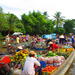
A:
[0,0,75,19]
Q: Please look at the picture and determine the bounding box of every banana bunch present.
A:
[14,49,29,62]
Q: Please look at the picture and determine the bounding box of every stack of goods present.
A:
[47,51,58,57]
[14,49,29,62]
[37,55,65,67]
[57,47,74,59]
[59,47,74,53]
[53,56,65,66]
[33,42,46,50]
[46,56,65,66]
[65,48,74,52]
[42,66,57,75]
[46,57,54,66]
[9,49,29,70]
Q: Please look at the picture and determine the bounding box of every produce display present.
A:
[42,66,57,72]
[0,34,75,75]
[9,49,29,70]
[13,49,29,62]
[47,51,58,57]
[59,48,74,53]
[33,42,46,50]
[38,55,65,66]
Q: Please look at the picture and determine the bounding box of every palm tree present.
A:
[54,12,64,28]
[0,7,3,13]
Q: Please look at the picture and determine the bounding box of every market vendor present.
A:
[59,34,65,44]
[21,51,41,75]
[48,42,60,51]
[7,44,13,54]
[0,56,12,75]
[16,46,23,52]
[16,35,20,44]
[5,34,10,44]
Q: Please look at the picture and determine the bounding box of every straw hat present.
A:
[48,42,53,44]
[17,46,23,49]
[29,51,36,55]
[8,44,11,46]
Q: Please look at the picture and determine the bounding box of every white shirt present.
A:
[72,36,74,38]
[22,57,40,75]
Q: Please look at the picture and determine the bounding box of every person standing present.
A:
[59,34,65,44]
[47,41,59,52]
[21,51,40,75]
[5,34,10,45]
[16,36,20,44]
[71,34,75,44]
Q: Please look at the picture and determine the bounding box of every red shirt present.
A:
[51,43,59,51]
[0,56,11,68]
[48,43,59,51]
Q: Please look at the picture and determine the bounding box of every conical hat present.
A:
[48,42,53,44]
[29,51,36,55]
[17,46,23,49]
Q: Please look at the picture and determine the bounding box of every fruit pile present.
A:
[42,66,57,72]
[59,48,74,53]
[66,48,74,52]
[47,51,57,57]
[14,49,29,62]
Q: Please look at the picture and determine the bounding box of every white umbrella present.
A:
[12,32,23,35]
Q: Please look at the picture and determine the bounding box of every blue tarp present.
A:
[42,33,56,39]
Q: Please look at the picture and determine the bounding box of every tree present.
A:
[21,13,33,34]
[5,13,25,34]
[21,11,54,35]
[0,13,8,35]
[63,19,75,34]
[0,7,3,13]
[54,12,64,29]
[54,27,65,34]
[46,20,54,34]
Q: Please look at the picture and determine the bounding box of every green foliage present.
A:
[54,12,64,28]
[54,27,65,34]
[64,19,75,34]
[46,20,54,34]
[0,6,75,35]
[0,33,4,40]
[0,7,3,13]
[0,13,8,33]
[21,11,54,35]
[4,13,25,34]
[0,10,26,36]
[0,33,3,37]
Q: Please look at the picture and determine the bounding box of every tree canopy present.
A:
[64,19,75,34]
[0,7,75,36]
[21,11,54,35]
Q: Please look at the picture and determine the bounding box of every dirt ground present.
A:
[0,43,7,54]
